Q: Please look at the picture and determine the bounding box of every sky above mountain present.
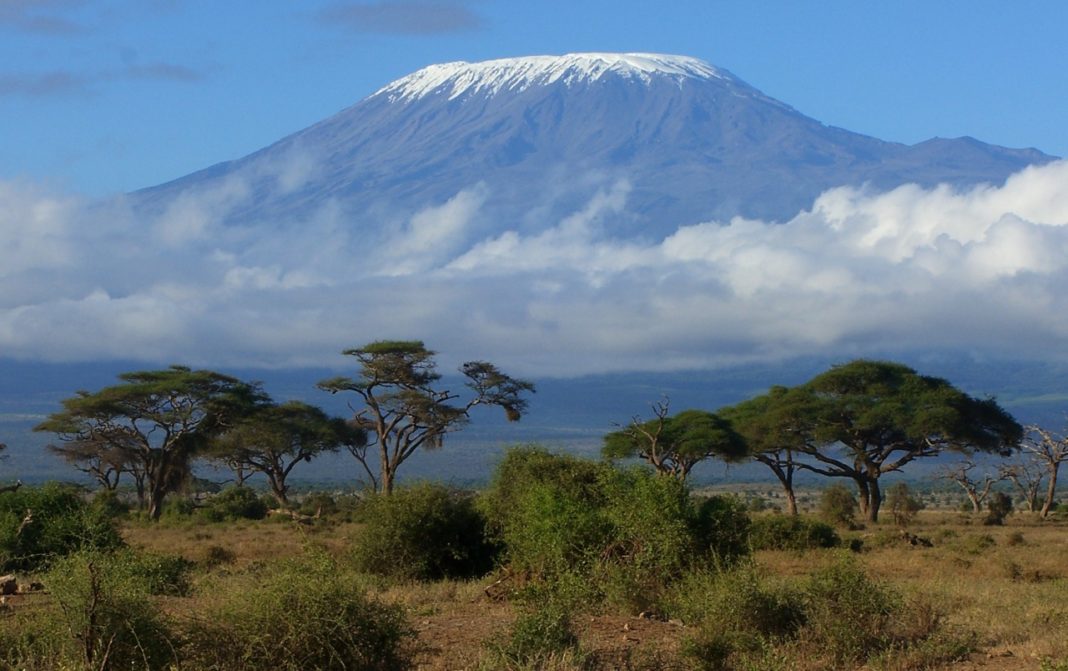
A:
[2,3,1068,377]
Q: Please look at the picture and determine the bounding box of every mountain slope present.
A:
[133,53,1053,242]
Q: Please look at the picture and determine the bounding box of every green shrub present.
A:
[483,447,752,613]
[188,552,412,671]
[44,549,179,670]
[749,515,840,551]
[693,494,751,563]
[802,556,900,665]
[116,548,194,596]
[199,486,269,522]
[352,483,497,581]
[161,496,197,519]
[0,483,123,571]
[985,492,1013,525]
[819,484,858,527]
[490,602,583,669]
[885,482,923,527]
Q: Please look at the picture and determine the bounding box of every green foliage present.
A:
[43,549,179,670]
[885,482,924,527]
[352,482,497,581]
[187,552,412,671]
[490,602,583,669]
[0,484,123,571]
[985,491,1013,525]
[482,447,751,611]
[819,484,858,527]
[114,548,194,596]
[748,515,840,551]
[199,486,270,522]
[692,495,752,562]
[803,556,900,665]
[603,405,747,479]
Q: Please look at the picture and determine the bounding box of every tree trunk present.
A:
[1040,466,1059,518]
[867,479,882,523]
[147,486,166,521]
[784,487,798,516]
[856,479,870,519]
[267,472,289,507]
[967,492,982,514]
[381,466,396,495]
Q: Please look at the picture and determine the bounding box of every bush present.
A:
[693,495,751,563]
[885,482,923,527]
[187,552,412,671]
[117,548,194,596]
[44,549,179,670]
[803,556,900,665]
[819,484,858,527]
[482,447,751,612]
[985,492,1013,525]
[0,483,124,571]
[749,515,840,551]
[352,483,497,581]
[489,602,583,669]
[200,486,270,522]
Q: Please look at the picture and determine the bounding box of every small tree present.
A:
[319,341,534,494]
[819,484,857,527]
[208,400,364,507]
[938,459,1002,514]
[36,367,265,520]
[603,400,747,481]
[720,386,821,515]
[1019,424,1068,518]
[999,460,1043,513]
[885,483,923,527]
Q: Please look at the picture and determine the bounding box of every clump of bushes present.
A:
[479,446,751,611]
[187,552,413,671]
[819,484,858,527]
[748,514,840,551]
[351,482,497,581]
[198,486,270,522]
[0,483,124,571]
[0,549,181,671]
[674,556,966,670]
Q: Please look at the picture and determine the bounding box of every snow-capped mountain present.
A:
[134,53,1053,241]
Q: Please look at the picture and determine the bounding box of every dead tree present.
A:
[1020,424,1068,518]
[938,460,1002,513]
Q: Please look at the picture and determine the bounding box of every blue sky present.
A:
[2,0,1065,196]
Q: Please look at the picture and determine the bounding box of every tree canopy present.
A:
[757,360,1022,522]
[318,341,535,494]
[35,366,265,519]
[603,402,747,480]
[208,400,365,506]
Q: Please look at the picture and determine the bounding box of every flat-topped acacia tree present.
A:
[318,341,535,495]
[603,401,747,480]
[790,360,1021,522]
[36,366,265,519]
[207,400,365,507]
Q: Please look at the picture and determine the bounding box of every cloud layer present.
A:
[2,161,1068,376]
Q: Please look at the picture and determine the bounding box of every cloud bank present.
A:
[2,161,1068,376]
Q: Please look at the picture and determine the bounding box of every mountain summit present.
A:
[136,53,1054,241]
[375,53,743,101]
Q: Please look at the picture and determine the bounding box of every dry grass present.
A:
[89,509,1067,670]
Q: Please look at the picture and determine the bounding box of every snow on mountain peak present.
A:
[374,53,735,103]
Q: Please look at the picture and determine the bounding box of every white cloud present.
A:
[1,161,1068,375]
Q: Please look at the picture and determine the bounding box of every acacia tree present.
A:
[318,341,534,495]
[208,400,365,506]
[720,386,824,515]
[794,360,1022,522]
[603,400,747,481]
[35,366,264,520]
